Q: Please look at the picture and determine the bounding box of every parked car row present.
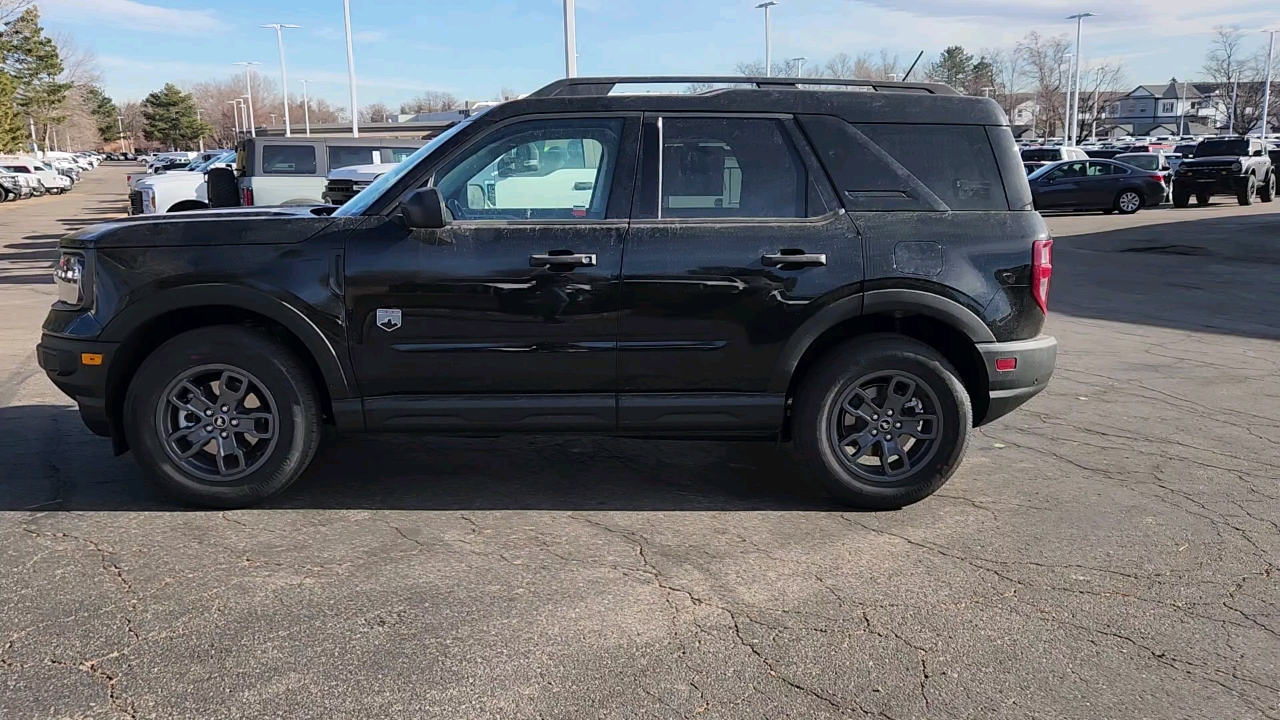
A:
[0,151,102,202]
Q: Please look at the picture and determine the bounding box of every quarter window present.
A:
[857,124,1007,211]
[261,145,317,175]
[657,118,818,219]
[433,118,623,221]
[328,146,378,170]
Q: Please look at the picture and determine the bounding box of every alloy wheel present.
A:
[155,364,280,482]
[828,370,942,483]
[1119,191,1141,213]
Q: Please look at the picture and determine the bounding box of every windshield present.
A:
[1021,149,1061,162]
[188,152,234,172]
[1195,139,1248,158]
[334,116,479,216]
[1117,155,1159,171]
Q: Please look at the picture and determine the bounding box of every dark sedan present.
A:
[1028,159,1167,214]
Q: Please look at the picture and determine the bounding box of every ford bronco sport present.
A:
[38,76,1057,509]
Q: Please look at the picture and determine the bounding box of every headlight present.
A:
[1233,162,1243,172]
[54,253,84,306]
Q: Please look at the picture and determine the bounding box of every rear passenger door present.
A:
[616,114,858,433]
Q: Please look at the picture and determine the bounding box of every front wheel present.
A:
[1116,189,1143,215]
[123,326,323,508]
[1172,185,1191,208]
[1239,176,1257,206]
[794,335,972,510]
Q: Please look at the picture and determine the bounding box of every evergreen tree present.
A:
[141,83,210,149]
[0,71,26,152]
[926,46,976,90]
[84,85,118,143]
[0,8,71,138]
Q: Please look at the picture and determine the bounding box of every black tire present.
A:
[794,335,972,510]
[1196,193,1211,206]
[1115,189,1143,215]
[123,325,322,508]
[206,167,240,208]
[1172,185,1191,208]
[1239,175,1256,206]
[1261,173,1276,203]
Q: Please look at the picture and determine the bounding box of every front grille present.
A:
[128,190,143,215]
[323,179,359,206]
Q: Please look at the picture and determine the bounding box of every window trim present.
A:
[633,112,840,225]
[259,143,320,176]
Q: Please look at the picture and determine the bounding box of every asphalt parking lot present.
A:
[2,164,1277,719]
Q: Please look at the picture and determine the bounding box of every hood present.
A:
[1179,156,1242,167]
[135,171,206,188]
[328,163,398,182]
[61,205,345,250]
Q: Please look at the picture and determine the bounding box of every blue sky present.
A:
[33,0,1280,107]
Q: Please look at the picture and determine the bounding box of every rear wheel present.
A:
[1239,175,1256,206]
[794,335,971,510]
[124,326,322,508]
[1115,189,1143,215]
[1262,174,1276,203]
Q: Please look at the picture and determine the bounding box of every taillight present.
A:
[241,186,254,206]
[1032,238,1053,314]
[1150,173,1166,185]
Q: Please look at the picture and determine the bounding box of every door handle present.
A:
[762,251,827,268]
[530,252,597,268]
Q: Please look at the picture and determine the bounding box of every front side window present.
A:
[1047,161,1087,180]
[434,118,622,221]
[1118,155,1158,171]
[3,165,31,174]
[261,145,317,174]
[658,118,814,219]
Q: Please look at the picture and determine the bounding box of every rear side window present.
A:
[261,145,317,175]
[656,118,821,219]
[328,146,377,170]
[382,147,418,163]
[856,124,1006,211]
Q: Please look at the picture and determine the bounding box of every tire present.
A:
[794,335,972,510]
[1239,175,1256,206]
[1172,185,1191,208]
[1196,193,1211,206]
[123,325,322,508]
[1262,173,1276,203]
[1115,189,1143,215]
[206,167,240,208]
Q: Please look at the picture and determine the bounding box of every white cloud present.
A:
[38,0,225,32]
[312,27,389,43]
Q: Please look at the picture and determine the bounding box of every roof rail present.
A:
[526,76,961,98]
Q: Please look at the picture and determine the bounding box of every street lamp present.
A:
[226,100,241,136]
[261,23,301,137]
[342,0,359,137]
[792,56,807,77]
[756,2,778,77]
[234,61,261,137]
[1066,12,1096,146]
[563,0,577,78]
[239,97,251,136]
[195,108,205,152]
[1061,53,1073,143]
[1261,29,1277,139]
[116,115,128,154]
[301,79,312,136]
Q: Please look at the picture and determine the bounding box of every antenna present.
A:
[902,51,926,82]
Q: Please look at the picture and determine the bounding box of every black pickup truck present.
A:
[1172,136,1275,207]
[38,75,1058,509]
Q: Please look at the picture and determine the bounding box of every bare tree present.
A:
[399,90,461,115]
[1204,26,1268,134]
[187,72,280,146]
[983,47,1026,118]
[1017,32,1074,139]
[1074,61,1128,141]
[0,0,31,25]
[823,53,858,79]
[359,102,394,123]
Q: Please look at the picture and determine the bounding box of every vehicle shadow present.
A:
[0,404,841,512]
[1052,212,1280,340]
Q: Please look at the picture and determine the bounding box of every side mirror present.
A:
[400,187,449,230]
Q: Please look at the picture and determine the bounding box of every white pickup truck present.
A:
[0,156,73,195]
[130,151,236,214]
[321,163,399,205]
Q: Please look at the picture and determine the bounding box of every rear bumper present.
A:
[36,333,118,438]
[975,335,1057,426]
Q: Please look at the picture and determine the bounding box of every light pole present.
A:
[234,61,260,137]
[227,100,240,137]
[239,97,251,136]
[195,109,205,152]
[116,116,128,153]
[1061,54,1073,143]
[301,79,312,136]
[1066,13,1096,146]
[1261,30,1276,139]
[792,56,806,77]
[1230,75,1239,135]
[343,0,359,137]
[261,23,301,137]
[563,0,577,78]
[756,2,778,77]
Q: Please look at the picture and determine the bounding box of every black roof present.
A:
[483,76,1008,127]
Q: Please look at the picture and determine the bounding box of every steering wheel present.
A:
[446,198,466,221]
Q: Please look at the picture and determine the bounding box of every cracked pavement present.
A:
[1,165,1277,719]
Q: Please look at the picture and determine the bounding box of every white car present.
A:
[0,156,73,194]
[132,151,236,214]
[322,162,398,205]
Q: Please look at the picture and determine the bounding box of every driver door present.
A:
[1037,161,1086,209]
[344,114,641,432]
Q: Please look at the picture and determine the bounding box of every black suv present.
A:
[1172,136,1275,207]
[37,76,1058,509]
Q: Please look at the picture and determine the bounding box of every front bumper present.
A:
[1176,174,1250,194]
[975,335,1057,426]
[36,333,118,438]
